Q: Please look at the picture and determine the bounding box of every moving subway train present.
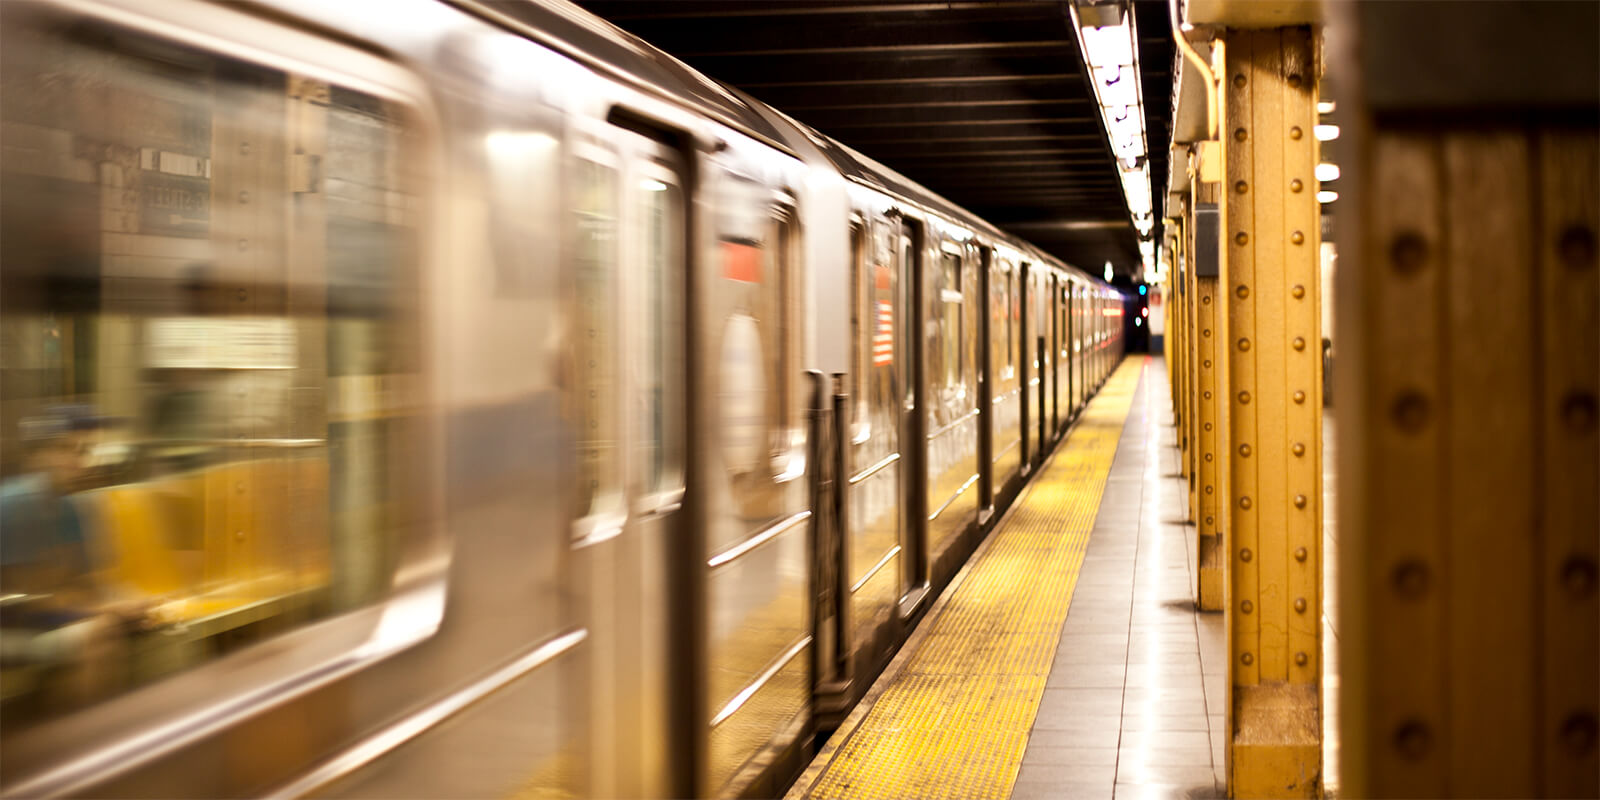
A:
[0,0,1125,796]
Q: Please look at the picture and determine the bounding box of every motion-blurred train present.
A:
[0,0,1125,796]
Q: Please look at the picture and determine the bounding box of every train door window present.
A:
[0,9,424,733]
[633,162,684,496]
[849,221,865,435]
[939,248,963,396]
[573,155,622,520]
[711,171,801,548]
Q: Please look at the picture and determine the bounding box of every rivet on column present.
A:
[1236,285,1250,299]
[1294,494,1307,509]
[1241,600,1254,614]
[1241,652,1255,665]
[1239,443,1252,457]
[1204,422,1213,431]
[1291,231,1305,245]
[1294,597,1308,613]
[1289,125,1303,139]
[1238,338,1251,352]
[1235,232,1249,246]
[1234,74,1246,88]
[1295,652,1309,667]
[1290,179,1304,193]
[1204,391,1212,400]
[1234,127,1249,142]
[1239,497,1253,510]
[1295,547,1308,562]
[1393,391,1431,433]
[1294,390,1306,404]
[1292,284,1306,299]
[1395,720,1433,761]
[1292,442,1306,457]
[1239,391,1251,404]
[1240,547,1253,561]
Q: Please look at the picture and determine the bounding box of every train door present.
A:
[897,217,929,614]
[976,246,994,512]
[1066,279,1076,420]
[1017,262,1031,471]
[1050,273,1061,436]
[577,126,688,798]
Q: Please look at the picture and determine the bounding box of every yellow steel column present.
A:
[1193,171,1226,612]
[1331,30,1600,799]
[1181,200,1198,522]
[1220,28,1322,797]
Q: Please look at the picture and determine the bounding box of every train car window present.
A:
[849,222,864,432]
[635,170,684,495]
[711,172,801,543]
[0,15,423,730]
[940,251,963,396]
[573,158,621,518]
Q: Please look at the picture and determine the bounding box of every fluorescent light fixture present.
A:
[1317,101,1336,114]
[1318,190,1339,203]
[1104,261,1114,282]
[1314,124,1340,141]
[639,179,668,192]
[1315,163,1341,182]
[1069,0,1150,239]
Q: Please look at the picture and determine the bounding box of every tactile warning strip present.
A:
[791,360,1145,800]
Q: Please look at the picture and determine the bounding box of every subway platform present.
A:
[786,357,1338,800]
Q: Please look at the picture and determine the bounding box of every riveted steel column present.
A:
[1194,173,1226,613]
[1328,2,1600,792]
[1220,29,1323,798]
[1180,200,1198,522]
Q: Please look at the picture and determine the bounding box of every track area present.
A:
[788,361,1144,800]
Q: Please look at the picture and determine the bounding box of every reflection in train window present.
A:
[573,159,620,518]
[940,252,963,396]
[635,173,684,496]
[713,174,801,538]
[0,20,422,730]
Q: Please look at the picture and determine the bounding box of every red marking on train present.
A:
[722,241,761,283]
[873,300,894,366]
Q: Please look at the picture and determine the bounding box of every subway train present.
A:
[0,0,1125,796]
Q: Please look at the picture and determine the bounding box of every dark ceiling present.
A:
[577,0,1174,278]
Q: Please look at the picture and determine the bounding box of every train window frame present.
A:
[628,153,687,509]
[569,139,628,545]
[938,240,965,402]
[0,2,447,794]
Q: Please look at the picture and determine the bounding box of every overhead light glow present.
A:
[1314,124,1341,141]
[1317,101,1336,114]
[1081,23,1134,68]
[639,179,668,192]
[1318,190,1339,204]
[1315,163,1341,182]
[1069,0,1149,236]
[1104,261,1114,282]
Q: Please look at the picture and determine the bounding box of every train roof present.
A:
[457,0,1109,287]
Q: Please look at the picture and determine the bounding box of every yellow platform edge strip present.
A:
[792,359,1146,800]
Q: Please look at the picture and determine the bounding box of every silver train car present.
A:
[0,0,1126,796]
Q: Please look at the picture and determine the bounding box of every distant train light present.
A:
[1138,284,1147,296]
[1101,307,1123,317]
[1141,307,1149,317]
[1135,317,1142,327]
